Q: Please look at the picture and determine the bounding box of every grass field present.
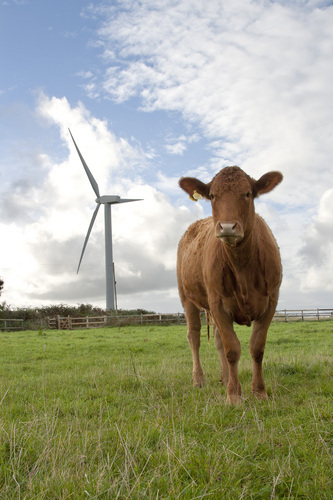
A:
[0,321,332,499]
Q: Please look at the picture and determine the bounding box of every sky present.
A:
[1,0,333,313]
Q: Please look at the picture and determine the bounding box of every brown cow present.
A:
[177,166,282,404]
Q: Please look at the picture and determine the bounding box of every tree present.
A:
[0,278,3,296]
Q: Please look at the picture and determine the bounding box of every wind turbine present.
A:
[69,129,142,310]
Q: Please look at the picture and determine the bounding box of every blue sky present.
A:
[1,0,333,312]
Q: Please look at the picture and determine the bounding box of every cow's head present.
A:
[179,166,283,246]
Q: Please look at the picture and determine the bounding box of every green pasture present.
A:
[0,322,332,499]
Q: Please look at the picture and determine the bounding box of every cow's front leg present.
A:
[211,306,242,404]
[250,315,272,400]
[224,335,242,405]
[185,301,205,387]
[213,325,229,386]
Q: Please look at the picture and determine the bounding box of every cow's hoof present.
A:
[226,393,242,405]
[252,390,269,401]
[193,373,205,387]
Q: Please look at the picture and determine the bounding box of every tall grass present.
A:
[0,322,332,499]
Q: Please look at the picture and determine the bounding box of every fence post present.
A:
[284,309,287,322]
[302,310,304,321]
[317,309,320,320]
[57,315,61,330]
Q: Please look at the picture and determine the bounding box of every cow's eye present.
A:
[246,192,251,198]
[209,193,214,200]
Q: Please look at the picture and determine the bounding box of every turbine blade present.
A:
[117,198,143,204]
[69,128,100,198]
[77,203,101,274]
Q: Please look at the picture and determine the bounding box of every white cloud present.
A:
[76,70,94,79]
[299,188,333,292]
[89,0,333,203]
[164,133,200,155]
[165,141,187,156]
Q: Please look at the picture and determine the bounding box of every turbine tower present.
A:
[69,129,142,310]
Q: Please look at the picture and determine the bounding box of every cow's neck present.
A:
[223,230,256,270]
[222,232,258,325]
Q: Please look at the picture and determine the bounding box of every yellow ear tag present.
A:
[192,190,203,201]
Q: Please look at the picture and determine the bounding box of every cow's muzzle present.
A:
[216,222,244,244]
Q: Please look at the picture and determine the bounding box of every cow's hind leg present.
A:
[213,325,229,386]
[185,301,205,387]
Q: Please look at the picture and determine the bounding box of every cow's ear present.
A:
[179,177,210,201]
[254,171,283,197]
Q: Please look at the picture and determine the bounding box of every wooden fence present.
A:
[0,318,24,331]
[1,308,333,331]
[274,308,333,322]
[46,308,333,330]
[47,315,108,330]
[47,313,185,329]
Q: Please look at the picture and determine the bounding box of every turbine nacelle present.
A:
[96,195,142,204]
[97,195,120,204]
